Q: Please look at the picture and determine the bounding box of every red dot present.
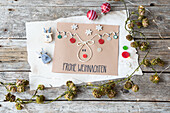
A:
[70,38,76,43]
[122,51,130,58]
[98,39,104,44]
[83,54,88,58]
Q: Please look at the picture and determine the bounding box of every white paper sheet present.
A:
[26,10,143,90]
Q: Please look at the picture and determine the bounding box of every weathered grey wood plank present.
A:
[0,101,169,113]
[0,72,169,101]
[0,39,169,71]
[0,0,169,7]
[0,6,169,38]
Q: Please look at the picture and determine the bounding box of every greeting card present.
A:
[52,22,119,75]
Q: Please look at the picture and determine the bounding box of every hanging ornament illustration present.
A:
[43,27,53,43]
[63,32,67,38]
[113,32,119,39]
[38,48,52,64]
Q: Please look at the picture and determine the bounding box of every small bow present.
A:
[77,40,94,46]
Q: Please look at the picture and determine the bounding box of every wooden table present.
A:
[0,0,170,112]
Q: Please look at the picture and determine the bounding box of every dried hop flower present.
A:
[126,35,133,41]
[10,95,16,102]
[138,15,144,20]
[23,80,29,86]
[138,5,145,16]
[142,18,149,28]
[66,81,74,87]
[150,74,160,84]
[92,88,103,98]
[7,85,16,93]
[142,59,151,67]
[124,81,133,90]
[108,81,116,89]
[36,95,45,104]
[64,93,74,101]
[17,86,25,93]
[128,22,134,29]
[107,90,117,98]
[131,41,139,48]
[16,79,29,87]
[16,79,23,87]
[132,85,139,92]
[150,58,164,66]
[156,58,165,67]
[100,87,108,96]
[15,102,23,110]
[5,93,16,102]
[37,84,45,90]
[136,22,143,28]
[150,58,158,65]
[5,93,11,101]
[139,42,149,51]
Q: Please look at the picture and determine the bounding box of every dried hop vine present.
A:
[37,84,45,90]
[15,102,23,110]
[65,81,77,100]
[142,59,151,67]
[36,95,45,104]
[7,85,16,93]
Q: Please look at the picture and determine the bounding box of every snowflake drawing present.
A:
[71,24,78,30]
[85,29,92,36]
[96,25,103,31]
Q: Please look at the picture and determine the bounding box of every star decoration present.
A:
[85,29,92,36]
[96,25,103,31]
[71,24,78,30]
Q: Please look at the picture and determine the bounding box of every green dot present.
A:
[58,35,62,39]
[123,46,128,50]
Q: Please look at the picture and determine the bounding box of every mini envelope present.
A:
[52,22,119,75]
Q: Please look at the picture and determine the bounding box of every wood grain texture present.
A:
[0,101,169,113]
[0,72,169,101]
[0,39,169,71]
[0,0,170,7]
[0,0,169,112]
[0,1,169,38]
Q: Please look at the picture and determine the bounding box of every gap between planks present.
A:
[1,99,170,103]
